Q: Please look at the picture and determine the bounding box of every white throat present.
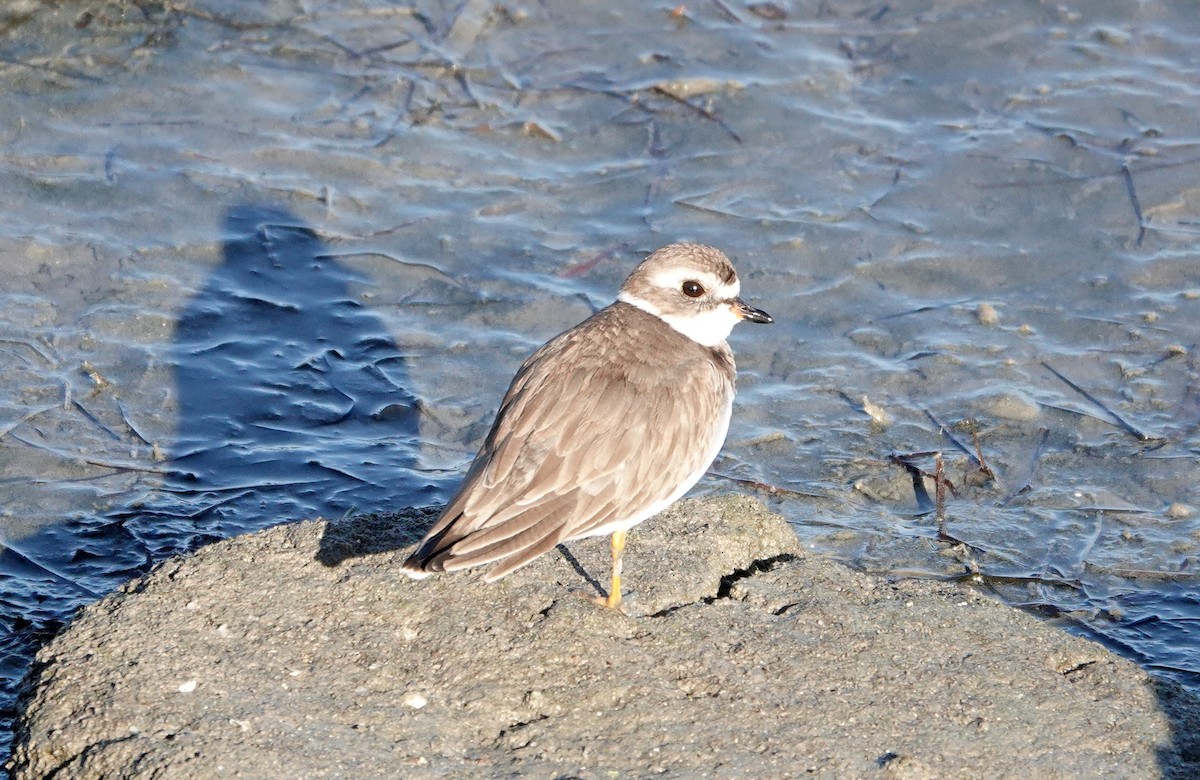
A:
[619,292,739,347]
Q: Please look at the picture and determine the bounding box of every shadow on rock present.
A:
[314,508,436,566]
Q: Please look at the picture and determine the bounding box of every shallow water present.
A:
[2,0,1199,767]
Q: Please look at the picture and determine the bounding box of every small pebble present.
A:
[522,121,561,143]
[975,302,1000,326]
[402,692,428,710]
[747,2,787,20]
[1093,26,1130,46]
[861,396,893,426]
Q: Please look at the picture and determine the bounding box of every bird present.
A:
[400,243,772,609]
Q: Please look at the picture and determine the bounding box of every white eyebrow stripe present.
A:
[648,268,740,300]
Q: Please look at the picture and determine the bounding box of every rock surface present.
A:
[10,496,1200,778]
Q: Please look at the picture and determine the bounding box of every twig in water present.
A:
[1121,163,1146,247]
[870,298,973,323]
[82,458,174,475]
[934,452,946,523]
[923,409,985,473]
[888,451,955,516]
[649,86,742,143]
[560,246,625,278]
[170,4,277,31]
[1041,361,1153,441]
[971,430,996,481]
[710,471,822,499]
[72,401,122,441]
[115,399,153,446]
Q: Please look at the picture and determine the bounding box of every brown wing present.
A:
[401,303,734,578]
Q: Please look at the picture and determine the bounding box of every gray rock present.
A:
[10,496,1200,778]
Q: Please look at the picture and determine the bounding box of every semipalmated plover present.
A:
[401,243,772,609]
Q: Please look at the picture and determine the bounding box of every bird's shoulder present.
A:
[518,301,733,388]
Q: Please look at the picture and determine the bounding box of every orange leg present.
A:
[605,530,627,610]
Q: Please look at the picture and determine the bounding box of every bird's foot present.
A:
[576,589,629,615]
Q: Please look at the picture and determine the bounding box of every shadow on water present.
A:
[125,203,432,553]
[0,203,436,763]
[1051,592,1200,774]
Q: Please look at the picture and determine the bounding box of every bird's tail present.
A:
[399,522,457,579]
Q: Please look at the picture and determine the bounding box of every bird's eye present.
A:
[682,280,705,298]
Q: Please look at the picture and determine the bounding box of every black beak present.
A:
[732,298,773,324]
